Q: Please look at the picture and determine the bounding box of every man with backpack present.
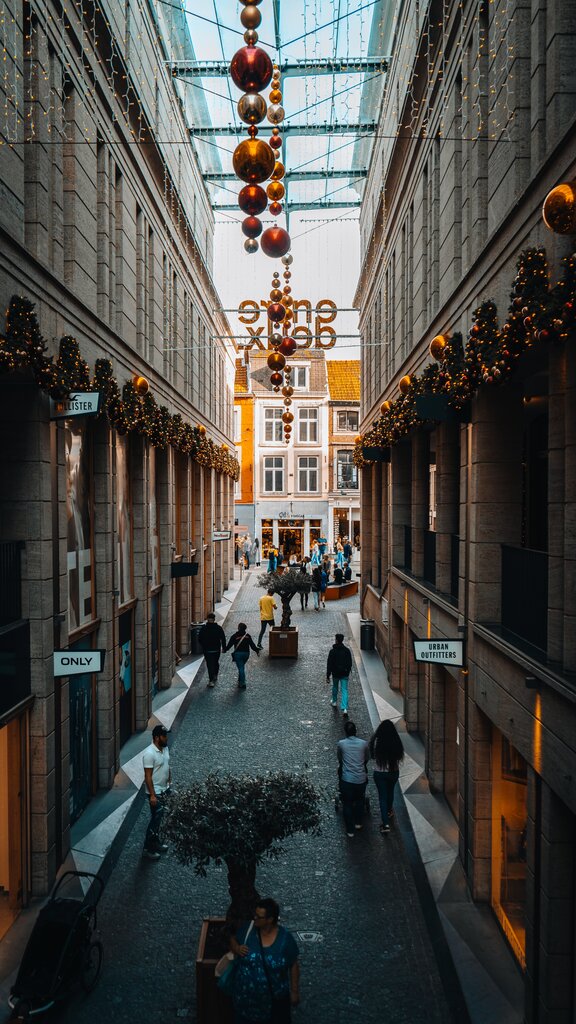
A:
[326,633,353,715]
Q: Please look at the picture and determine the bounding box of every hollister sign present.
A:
[51,392,101,419]
[53,650,106,676]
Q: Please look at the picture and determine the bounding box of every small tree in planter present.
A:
[165,770,322,926]
[257,568,311,628]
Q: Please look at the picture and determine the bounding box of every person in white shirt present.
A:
[337,721,369,837]
[142,724,171,861]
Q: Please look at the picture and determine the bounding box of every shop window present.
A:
[491,732,527,969]
[65,421,95,633]
[261,519,273,559]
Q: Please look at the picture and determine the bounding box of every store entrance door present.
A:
[279,527,303,562]
[0,717,25,940]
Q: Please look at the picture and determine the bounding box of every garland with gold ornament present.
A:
[0,296,239,480]
[355,247,576,467]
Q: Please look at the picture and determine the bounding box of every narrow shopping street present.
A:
[52,572,457,1024]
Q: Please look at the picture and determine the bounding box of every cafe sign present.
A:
[238,299,337,349]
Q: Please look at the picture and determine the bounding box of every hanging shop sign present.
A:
[212,530,232,541]
[50,392,101,419]
[413,639,464,666]
[238,299,337,349]
[53,650,106,676]
[170,561,199,577]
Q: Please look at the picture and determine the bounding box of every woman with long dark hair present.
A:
[369,720,404,834]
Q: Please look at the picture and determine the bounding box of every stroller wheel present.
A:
[10,999,31,1022]
[81,940,103,993]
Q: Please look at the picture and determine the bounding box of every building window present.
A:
[263,457,284,492]
[292,366,308,390]
[336,451,358,489]
[298,408,318,443]
[298,456,318,492]
[264,408,283,442]
[234,408,241,442]
[336,410,359,432]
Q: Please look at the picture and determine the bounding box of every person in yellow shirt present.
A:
[257,588,277,648]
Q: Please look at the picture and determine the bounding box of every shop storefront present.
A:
[491,730,528,969]
[257,507,327,562]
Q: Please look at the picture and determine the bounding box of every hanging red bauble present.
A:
[270,135,282,150]
[279,337,297,357]
[267,302,286,323]
[282,411,294,424]
[267,351,286,370]
[282,385,293,397]
[270,371,283,385]
[270,288,283,302]
[230,46,273,93]
[261,226,291,258]
[242,215,262,238]
[240,4,262,30]
[233,139,275,183]
[269,201,283,216]
[238,184,267,215]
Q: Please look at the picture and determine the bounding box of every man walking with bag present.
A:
[326,633,353,716]
[257,588,277,649]
[198,612,227,688]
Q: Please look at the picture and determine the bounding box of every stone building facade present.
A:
[356,2,576,1020]
[0,0,235,933]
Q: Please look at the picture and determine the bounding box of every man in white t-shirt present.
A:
[142,724,171,861]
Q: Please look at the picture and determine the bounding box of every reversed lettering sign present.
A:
[238,299,337,350]
[212,530,232,541]
[51,392,101,419]
[413,639,464,666]
[53,650,106,676]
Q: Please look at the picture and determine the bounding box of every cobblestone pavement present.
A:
[55,572,456,1024]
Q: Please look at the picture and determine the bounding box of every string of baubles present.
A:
[264,253,297,442]
[230,0,291,259]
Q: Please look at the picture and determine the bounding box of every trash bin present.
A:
[360,619,375,651]
[189,623,204,656]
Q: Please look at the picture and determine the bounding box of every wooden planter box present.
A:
[268,625,299,658]
[196,917,234,1024]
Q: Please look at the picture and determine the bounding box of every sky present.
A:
[173,0,386,358]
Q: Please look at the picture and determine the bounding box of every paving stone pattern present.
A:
[55,573,454,1024]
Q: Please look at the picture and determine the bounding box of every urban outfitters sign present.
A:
[413,639,464,666]
[53,650,106,676]
[238,299,337,349]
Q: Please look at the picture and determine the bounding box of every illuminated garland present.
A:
[355,248,576,466]
[0,296,239,480]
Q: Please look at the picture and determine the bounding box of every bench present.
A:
[324,581,359,601]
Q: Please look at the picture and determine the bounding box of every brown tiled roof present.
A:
[326,360,361,402]
[235,358,248,393]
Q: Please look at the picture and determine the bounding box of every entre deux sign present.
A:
[413,639,464,666]
[53,650,106,677]
[238,299,337,349]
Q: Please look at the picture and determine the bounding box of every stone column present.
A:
[548,347,565,664]
[191,461,204,623]
[371,462,382,587]
[465,696,491,900]
[158,448,173,690]
[391,442,411,569]
[93,421,115,787]
[360,465,373,590]
[564,342,576,673]
[426,665,446,791]
[411,432,429,579]
[214,470,223,603]
[203,467,215,615]
[131,434,149,730]
[435,422,460,596]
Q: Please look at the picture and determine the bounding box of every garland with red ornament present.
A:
[0,296,239,480]
[355,247,576,466]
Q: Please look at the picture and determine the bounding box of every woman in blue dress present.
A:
[230,898,300,1023]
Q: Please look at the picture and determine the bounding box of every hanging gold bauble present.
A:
[270,89,282,104]
[282,253,293,266]
[244,238,259,254]
[197,424,206,434]
[399,375,412,395]
[354,435,362,444]
[267,351,286,370]
[283,398,292,406]
[282,385,294,397]
[282,293,293,306]
[240,4,262,29]
[233,138,275,183]
[222,444,229,452]
[267,104,285,125]
[241,0,262,5]
[429,334,448,360]
[244,29,258,44]
[283,308,294,322]
[282,411,294,424]
[270,288,283,302]
[238,93,267,125]
[271,161,285,180]
[267,180,285,202]
[542,181,576,234]
[283,270,291,280]
[133,375,149,395]
[380,400,391,414]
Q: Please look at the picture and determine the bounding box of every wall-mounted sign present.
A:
[54,650,106,676]
[170,561,199,577]
[51,392,101,419]
[413,639,464,666]
[212,530,232,541]
[238,299,337,349]
[278,512,305,520]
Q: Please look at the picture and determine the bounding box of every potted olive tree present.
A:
[257,568,311,656]
[165,771,321,1024]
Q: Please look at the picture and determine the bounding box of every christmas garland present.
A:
[0,296,240,480]
[355,247,576,465]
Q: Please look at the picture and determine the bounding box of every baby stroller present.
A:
[8,871,104,1021]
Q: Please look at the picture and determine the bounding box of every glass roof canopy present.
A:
[171,0,389,222]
